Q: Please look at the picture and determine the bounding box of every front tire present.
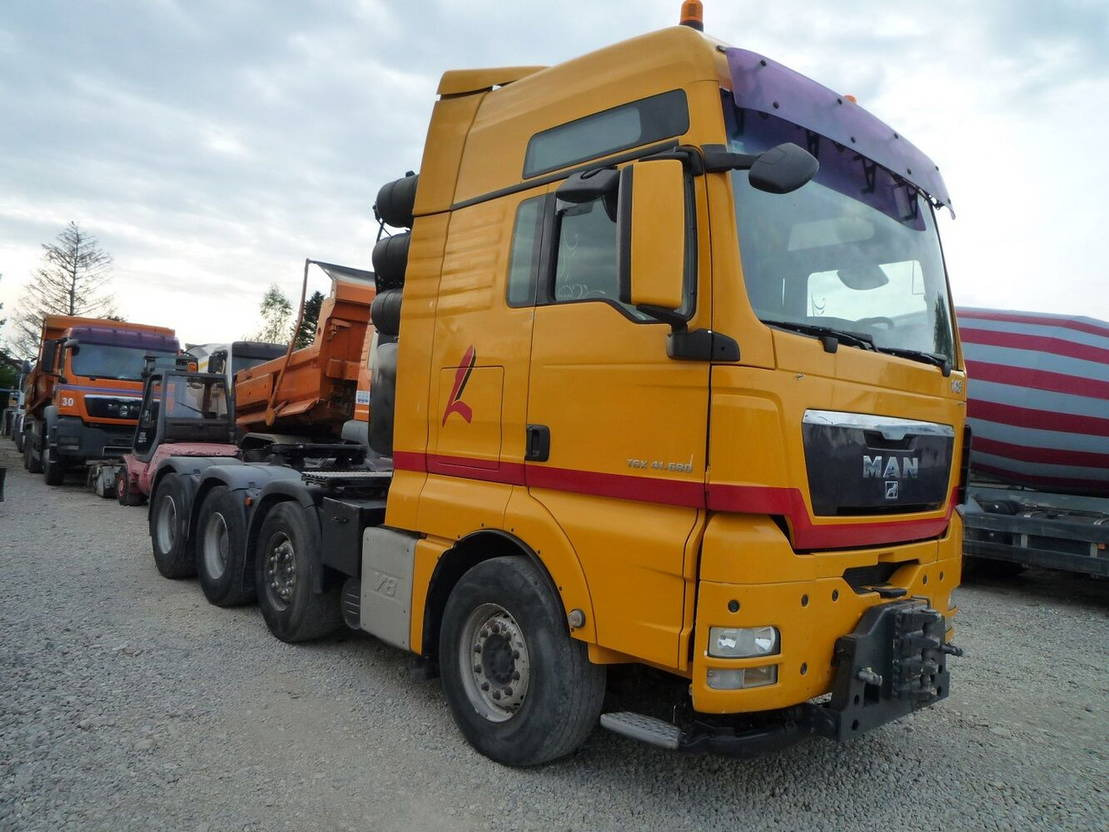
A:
[196,486,253,607]
[117,468,145,506]
[149,474,195,578]
[439,556,605,767]
[42,446,64,485]
[25,437,42,474]
[254,502,340,642]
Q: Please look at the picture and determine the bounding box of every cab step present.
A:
[599,712,681,750]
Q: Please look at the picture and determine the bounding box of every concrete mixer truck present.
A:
[959,307,1109,577]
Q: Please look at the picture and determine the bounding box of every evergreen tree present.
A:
[291,290,324,348]
[12,222,116,358]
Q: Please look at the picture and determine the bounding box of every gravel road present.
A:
[1,444,1106,831]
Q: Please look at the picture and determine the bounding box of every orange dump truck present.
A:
[21,315,179,484]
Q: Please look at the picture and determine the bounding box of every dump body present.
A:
[234,266,376,435]
[959,307,1109,575]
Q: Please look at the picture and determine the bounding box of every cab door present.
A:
[524,160,710,668]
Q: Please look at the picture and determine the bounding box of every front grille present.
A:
[85,396,142,420]
[803,410,954,516]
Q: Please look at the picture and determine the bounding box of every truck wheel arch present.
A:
[245,482,328,594]
[419,530,594,660]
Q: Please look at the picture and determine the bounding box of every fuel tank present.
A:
[958,307,1109,496]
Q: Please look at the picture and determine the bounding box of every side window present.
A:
[553,199,620,302]
[506,196,544,306]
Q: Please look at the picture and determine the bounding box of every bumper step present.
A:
[600,712,681,750]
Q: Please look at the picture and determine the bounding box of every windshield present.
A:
[165,376,229,419]
[726,105,956,362]
[70,344,178,381]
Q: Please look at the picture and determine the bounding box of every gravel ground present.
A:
[1,443,1106,832]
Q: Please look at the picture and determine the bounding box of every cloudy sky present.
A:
[1,0,1107,348]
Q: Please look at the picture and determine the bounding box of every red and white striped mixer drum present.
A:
[957,308,1109,496]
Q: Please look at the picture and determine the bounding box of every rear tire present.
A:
[254,502,340,642]
[42,446,64,485]
[149,474,195,578]
[196,486,253,607]
[439,556,606,767]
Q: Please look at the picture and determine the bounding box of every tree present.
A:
[253,284,293,343]
[11,222,116,359]
[291,290,324,349]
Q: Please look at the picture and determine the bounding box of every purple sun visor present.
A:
[726,48,952,210]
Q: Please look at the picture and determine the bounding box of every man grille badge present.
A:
[884,480,899,500]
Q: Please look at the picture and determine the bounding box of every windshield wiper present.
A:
[761,319,876,352]
[873,346,953,376]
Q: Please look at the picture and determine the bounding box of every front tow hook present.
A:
[941,643,965,657]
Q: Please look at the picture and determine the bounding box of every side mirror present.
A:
[617,159,686,315]
[702,142,819,194]
[748,143,819,195]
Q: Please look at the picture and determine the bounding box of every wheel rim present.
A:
[263,532,296,609]
[202,511,230,580]
[458,603,531,723]
[156,495,177,552]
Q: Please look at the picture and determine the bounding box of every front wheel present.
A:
[149,474,195,578]
[42,446,65,485]
[439,556,606,767]
[254,502,340,642]
[117,468,145,506]
[196,486,253,607]
[25,437,42,474]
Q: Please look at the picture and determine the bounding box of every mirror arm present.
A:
[700,144,759,173]
[635,304,688,330]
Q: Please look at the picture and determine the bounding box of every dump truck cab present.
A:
[22,316,179,484]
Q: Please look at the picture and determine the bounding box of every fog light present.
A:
[709,625,779,658]
[707,665,779,690]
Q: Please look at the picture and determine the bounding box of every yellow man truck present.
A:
[151,6,967,765]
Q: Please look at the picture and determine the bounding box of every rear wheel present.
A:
[254,502,340,642]
[439,556,606,766]
[196,486,253,607]
[149,474,195,578]
[42,445,64,485]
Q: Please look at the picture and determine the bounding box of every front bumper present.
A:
[602,599,960,757]
[52,416,134,462]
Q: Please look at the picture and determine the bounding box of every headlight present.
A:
[709,625,779,658]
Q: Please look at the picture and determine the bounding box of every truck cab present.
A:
[22,316,179,484]
[149,13,967,767]
[370,22,966,760]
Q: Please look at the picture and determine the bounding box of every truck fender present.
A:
[42,406,59,448]
[416,525,596,659]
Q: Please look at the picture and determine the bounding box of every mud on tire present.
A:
[254,501,340,643]
[149,474,195,579]
[438,556,606,767]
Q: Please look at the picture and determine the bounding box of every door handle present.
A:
[525,424,550,462]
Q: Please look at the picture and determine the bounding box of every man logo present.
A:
[885,480,899,500]
[863,455,919,480]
